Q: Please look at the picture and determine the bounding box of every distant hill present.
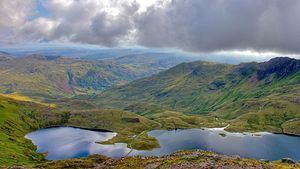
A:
[0,51,14,61]
[0,53,193,100]
[96,57,300,134]
[114,53,195,74]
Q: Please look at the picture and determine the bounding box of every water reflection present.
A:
[26,127,300,162]
[25,127,131,160]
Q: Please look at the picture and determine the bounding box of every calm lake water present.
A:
[25,127,300,161]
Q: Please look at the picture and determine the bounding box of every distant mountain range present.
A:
[0,44,274,64]
[0,52,194,99]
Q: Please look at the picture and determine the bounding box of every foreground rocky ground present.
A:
[5,150,299,169]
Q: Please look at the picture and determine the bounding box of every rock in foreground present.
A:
[31,150,299,169]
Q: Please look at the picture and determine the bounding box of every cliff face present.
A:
[257,57,300,80]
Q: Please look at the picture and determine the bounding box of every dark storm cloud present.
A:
[135,0,300,54]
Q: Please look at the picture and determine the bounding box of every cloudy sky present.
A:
[1,0,300,56]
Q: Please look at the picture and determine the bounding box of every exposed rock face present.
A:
[257,57,300,80]
[282,158,297,164]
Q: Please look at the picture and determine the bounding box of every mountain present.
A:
[95,57,300,134]
[0,53,193,100]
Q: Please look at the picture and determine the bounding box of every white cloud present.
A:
[16,18,59,42]
[0,0,36,28]
[0,0,36,44]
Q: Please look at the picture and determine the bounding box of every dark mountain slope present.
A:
[257,57,300,79]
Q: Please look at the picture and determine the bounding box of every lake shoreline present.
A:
[43,125,113,132]
[43,125,300,138]
[274,131,300,137]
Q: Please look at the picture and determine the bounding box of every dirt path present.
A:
[125,131,147,156]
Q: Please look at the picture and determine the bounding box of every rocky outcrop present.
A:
[282,158,297,164]
[257,57,300,80]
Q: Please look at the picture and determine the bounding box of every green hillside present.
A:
[95,57,300,134]
[0,95,54,166]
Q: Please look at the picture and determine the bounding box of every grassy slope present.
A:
[96,61,232,111]
[0,95,47,166]
[213,72,300,134]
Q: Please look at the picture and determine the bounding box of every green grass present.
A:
[0,94,70,167]
[0,96,44,166]
[66,109,161,150]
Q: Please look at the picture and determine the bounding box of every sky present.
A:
[0,0,300,57]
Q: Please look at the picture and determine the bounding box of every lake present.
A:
[25,127,300,161]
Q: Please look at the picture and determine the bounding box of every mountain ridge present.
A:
[94,57,300,134]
